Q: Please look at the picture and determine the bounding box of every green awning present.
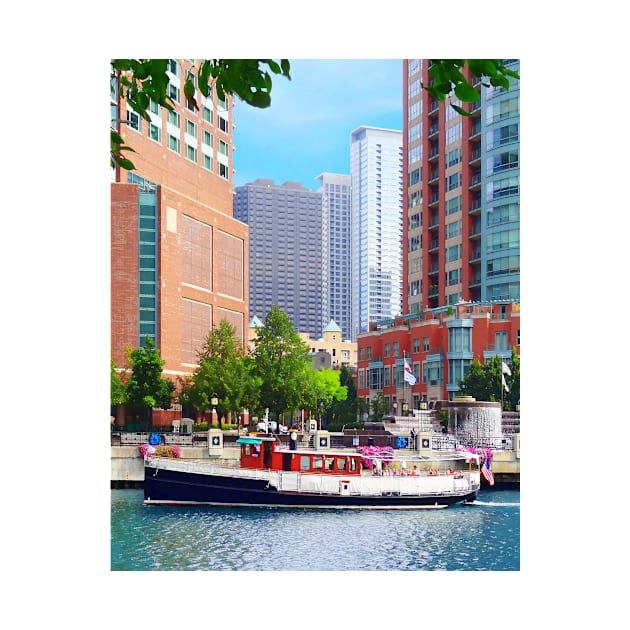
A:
[236,437,263,445]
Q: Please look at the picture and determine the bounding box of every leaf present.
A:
[454,81,480,102]
[280,59,291,77]
[450,103,471,117]
[490,75,509,89]
[118,157,136,170]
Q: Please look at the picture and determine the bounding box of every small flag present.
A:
[502,374,509,393]
[502,361,512,376]
[481,459,495,485]
[404,359,416,385]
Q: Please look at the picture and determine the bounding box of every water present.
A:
[111,487,519,571]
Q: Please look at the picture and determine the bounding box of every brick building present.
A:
[111,60,248,399]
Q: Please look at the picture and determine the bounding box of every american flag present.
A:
[481,459,495,485]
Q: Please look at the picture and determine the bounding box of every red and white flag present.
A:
[481,459,494,485]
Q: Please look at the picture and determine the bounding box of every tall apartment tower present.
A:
[110,59,249,382]
[233,179,325,338]
[350,126,404,340]
[404,59,520,314]
[316,173,352,342]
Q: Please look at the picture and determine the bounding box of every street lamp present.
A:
[211,393,219,426]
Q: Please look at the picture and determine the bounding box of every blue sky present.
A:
[232,59,403,191]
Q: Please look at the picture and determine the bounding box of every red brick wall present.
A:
[111,183,139,367]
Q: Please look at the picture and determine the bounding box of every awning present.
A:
[236,437,264,445]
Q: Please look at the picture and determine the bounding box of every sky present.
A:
[232,59,403,191]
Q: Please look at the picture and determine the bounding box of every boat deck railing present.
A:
[146,456,480,497]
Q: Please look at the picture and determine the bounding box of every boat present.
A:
[143,434,481,509]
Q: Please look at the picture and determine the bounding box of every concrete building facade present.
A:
[233,179,324,338]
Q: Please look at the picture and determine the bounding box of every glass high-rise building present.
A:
[404,59,520,313]
[316,173,352,341]
[350,126,404,340]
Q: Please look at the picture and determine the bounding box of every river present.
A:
[111,486,519,571]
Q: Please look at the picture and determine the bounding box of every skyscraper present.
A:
[350,126,404,340]
[404,59,520,313]
[233,179,324,338]
[316,173,352,341]
[110,59,248,385]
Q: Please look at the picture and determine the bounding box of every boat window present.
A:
[349,458,357,472]
[313,457,323,470]
[325,457,335,471]
[300,456,310,471]
[244,445,251,455]
[338,458,347,471]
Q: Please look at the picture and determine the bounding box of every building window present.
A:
[219,162,229,179]
[202,153,213,171]
[218,139,229,156]
[126,110,141,131]
[413,338,420,353]
[148,123,161,143]
[168,134,180,153]
[168,110,180,127]
[203,130,213,148]
[186,120,197,137]
[495,331,508,351]
[393,342,399,357]
[218,115,229,133]
[203,106,213,124]
[186,144,197,163]
[168,59,179,76]
[384,344,390,358]
[168,83,180,103]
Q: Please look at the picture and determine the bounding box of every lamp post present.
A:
[211,392,219,427]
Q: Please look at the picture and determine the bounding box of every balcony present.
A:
[469,173,482,191]
[428,193,440,207]
[428,239,440,252]
[469,121,482,139]
[469,197,482,215]
[428,124,440,138]
[468,146,481,164]
[469,249,481,263]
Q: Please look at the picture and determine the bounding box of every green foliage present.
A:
[370,391,388,421]
[182,319,261,419]
[125,337,175,418]
[426,59,520,116]
[329,364,361,426]
[458,350,520,410]
[251,306,314,417]
[111,58,291,170]
[110,359,127,407]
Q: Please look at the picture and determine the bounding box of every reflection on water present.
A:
[111,488,519,571]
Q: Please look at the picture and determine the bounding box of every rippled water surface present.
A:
[111,487,519,571]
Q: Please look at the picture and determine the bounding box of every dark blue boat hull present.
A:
[143,466,478,509]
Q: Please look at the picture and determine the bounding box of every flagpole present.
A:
[402,350,406,417]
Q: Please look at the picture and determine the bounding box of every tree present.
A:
[251,306,313,419]
[458,350,520,411]
[425,59,520,116]
[309,368,348,428]
[370,391,388,421]
[125,336,175,425]
[329,365,363,429]
[181,319,261,423]
[110,359,127,408]
[111,59,291,170]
